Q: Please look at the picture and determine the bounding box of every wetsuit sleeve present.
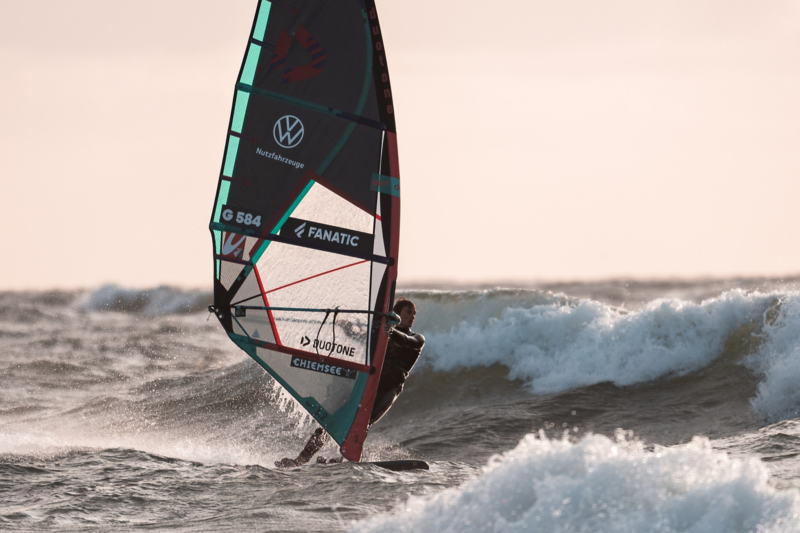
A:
[388,328,425,350]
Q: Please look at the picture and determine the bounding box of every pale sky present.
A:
[2,0,799,290]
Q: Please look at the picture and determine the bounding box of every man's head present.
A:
[393,298,416,329]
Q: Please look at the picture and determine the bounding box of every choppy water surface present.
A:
[3,279,800,531]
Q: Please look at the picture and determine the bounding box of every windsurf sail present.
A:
[208,0,400,462]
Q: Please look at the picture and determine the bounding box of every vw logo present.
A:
[273,115,305,149]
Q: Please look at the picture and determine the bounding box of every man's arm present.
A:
[388,328,425,350]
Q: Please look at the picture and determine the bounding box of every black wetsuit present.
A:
[369,326,425,425]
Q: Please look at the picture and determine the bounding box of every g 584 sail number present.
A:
[222,208,261,227]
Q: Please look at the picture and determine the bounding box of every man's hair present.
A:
[393,298,415,314]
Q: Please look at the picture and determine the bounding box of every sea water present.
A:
[2,279,800,531]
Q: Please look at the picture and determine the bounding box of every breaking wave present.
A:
[410,289,781,395]
[59,285,800,423]
[746,296,800,423]
[351,432,800,533]
[73,284,211,316]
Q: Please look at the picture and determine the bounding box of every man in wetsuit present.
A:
[276,298,425,467]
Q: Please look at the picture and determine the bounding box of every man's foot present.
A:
[275,458,299,468]
[313,456,343,464]
[276,427,330,468]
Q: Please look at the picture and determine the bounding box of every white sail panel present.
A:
[257,241,371,362]
[291,182,374,233]
[256,347,360,415]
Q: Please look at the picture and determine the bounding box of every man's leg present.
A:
[275,427,329,468]
[320,385,400,464]
[369,384,402,427]
[275,384,402,468]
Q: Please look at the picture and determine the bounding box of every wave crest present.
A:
[351,432,800,533]
[747,296,800,423]
[74,284,210,316]
[411,289,778,394]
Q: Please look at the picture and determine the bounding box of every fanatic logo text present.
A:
[303,225,359,247]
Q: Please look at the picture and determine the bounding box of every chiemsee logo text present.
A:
[273,115,305,149]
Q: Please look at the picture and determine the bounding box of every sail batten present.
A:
[235,83,387,130]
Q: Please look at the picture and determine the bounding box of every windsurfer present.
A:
[275,298,425,467]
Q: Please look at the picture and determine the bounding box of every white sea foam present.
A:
[350,433,800,533]
[0,428,272,467]
[410,289,779,394]
[747,295,800,423]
